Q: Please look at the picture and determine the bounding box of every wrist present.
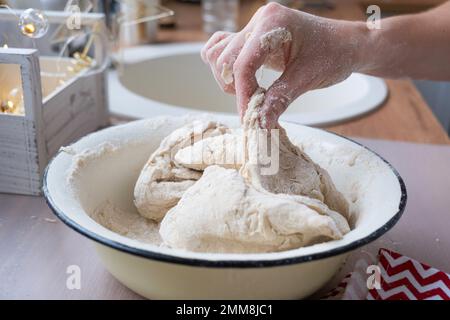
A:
[329,19,374,75]
[347,21,374,74]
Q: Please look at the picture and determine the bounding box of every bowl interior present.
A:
[44,115,405,266]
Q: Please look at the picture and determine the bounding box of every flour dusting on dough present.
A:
[221,62,234,85]
[157,88,349,253]
[260,27,292,51]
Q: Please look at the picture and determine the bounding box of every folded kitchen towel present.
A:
[368,248,450,300]
[322,248,450,300]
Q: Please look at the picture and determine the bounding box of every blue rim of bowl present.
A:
[42,128,407,269]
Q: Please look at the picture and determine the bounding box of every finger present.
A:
[215,32,248,91]
[233,25,282,119]
[205,34,236,93]
[214,5,270,92]
[201,31,232,63]
[259,61,304,129]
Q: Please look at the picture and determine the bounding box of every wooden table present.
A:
[1,138,449,299]
[156,0,449,145]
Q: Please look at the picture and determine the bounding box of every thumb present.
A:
[259,64,304,129]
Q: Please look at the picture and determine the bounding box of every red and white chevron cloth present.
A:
[321,248,450,300]
[368,248,450,300]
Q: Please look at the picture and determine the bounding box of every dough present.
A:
[173,89,349,218]
[160,165,349,253]
[157,89,350,253]
[175,133,243,171]
[134,120,229,221]
[221,62,234,85]
[260,27,292,52]
[240,89,350,219]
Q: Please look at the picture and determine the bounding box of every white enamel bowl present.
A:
[43,115,406,299]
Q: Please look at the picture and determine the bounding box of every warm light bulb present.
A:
[2,44,8,49]
[67,52,94,74]
[22,23,36,35]
[19,8,49,39]
[1,100,14,113]
[0,88,24,115]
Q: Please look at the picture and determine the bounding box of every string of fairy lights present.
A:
[0,5,91,115]
[0,0,173,116]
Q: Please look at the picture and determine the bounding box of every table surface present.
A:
[1,138,449,299]
[152,0,449,145]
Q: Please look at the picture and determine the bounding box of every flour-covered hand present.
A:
[201,3,365,128]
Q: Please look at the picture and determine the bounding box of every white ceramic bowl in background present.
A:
[43,115,406,299]
[109,43,388,126]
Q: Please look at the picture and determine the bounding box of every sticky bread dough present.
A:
[240,89,350,220]
[158,89,350,253]
[160,165,349,253]
[173,89,349,220]
[175,133,243,171]
[133,120,230,221]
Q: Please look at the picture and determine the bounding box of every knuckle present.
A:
[254,4,266,16]
[211,31,224,40]
[212,31,229,42]
[263,2,283,14]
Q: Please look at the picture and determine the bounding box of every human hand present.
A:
[201,2,365,128]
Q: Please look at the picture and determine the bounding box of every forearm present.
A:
[355,2,450,80]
